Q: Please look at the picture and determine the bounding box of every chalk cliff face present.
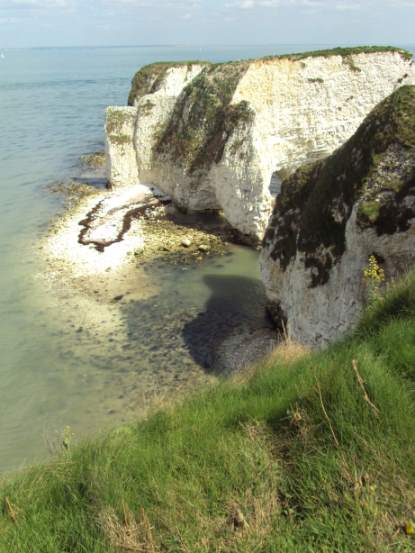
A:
[261,86,415,347]
[106,47,415,242]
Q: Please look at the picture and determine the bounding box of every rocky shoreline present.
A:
[42,152,276,394]
[48,150,234,266]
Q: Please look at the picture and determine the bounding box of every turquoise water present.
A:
[1,44,414,474]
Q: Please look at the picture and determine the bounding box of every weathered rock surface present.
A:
[261,86,415,347]
[78,185,162,251]
[106,47,415,242]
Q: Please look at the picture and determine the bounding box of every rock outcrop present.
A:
[261,86,415,347]
[106,47,415,242]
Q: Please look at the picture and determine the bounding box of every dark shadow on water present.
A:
[117,264,274,378]
[182,274,273,373]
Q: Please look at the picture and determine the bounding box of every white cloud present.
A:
[226,0,415,9]
[0,0,68,8]
[104,0,200,6]
[335,2,361,10]
[226,0,330,9]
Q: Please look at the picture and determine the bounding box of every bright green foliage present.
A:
[2,271,415,552]
[363,255,386,303]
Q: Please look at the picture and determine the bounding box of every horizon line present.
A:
[2,42,414,51]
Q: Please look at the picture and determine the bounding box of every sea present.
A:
[0,44,413,473]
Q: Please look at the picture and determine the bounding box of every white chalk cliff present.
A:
[261,86,415,347]
[106,47,415,242]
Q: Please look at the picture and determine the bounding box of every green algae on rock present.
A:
[80,151,106,169]
[128,61,210,106]
[155,63,253,174]
[261,86,415,347]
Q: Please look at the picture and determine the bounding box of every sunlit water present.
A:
[1,44,413,474]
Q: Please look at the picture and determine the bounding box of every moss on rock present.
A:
[264,85,415,287]
[155,63,254,175]
[106,109,129,135]
[127,61,210,106]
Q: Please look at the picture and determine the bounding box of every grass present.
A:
[2,271,415,551]
[269,45,413,62]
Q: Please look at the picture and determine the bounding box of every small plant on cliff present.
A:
[363,255,385,303]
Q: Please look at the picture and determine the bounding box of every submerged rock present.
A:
[261,86,415,347]
[106,47,415,242]
[80,151,106,169]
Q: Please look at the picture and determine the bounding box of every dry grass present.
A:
[99,504,159,553]
[231,332,310,386]
[266,337,310,367]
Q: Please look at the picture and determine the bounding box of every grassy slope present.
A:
[2,273,415,552]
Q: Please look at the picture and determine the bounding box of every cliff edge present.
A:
[261,85,415,346]
[106,47,415,242]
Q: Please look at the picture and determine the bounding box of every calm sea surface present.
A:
[0,44,414,473]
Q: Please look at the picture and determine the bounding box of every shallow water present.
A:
[1,44,414,474]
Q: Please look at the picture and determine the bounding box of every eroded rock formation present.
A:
[261,86,415,347]
[106,47,415,242]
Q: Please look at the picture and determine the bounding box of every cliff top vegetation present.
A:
[128,46,413,104]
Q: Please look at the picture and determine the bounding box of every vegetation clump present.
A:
[155,63,254,175]
[363,255,386,302]
[127,61,210,106]
[260,45,413,63]
[264,86,415,287]
[106,109,131,136]
[2,271,415,551]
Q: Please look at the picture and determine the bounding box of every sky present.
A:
[0,0,414,48]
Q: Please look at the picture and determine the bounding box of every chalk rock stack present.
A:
[106,47,415,243]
